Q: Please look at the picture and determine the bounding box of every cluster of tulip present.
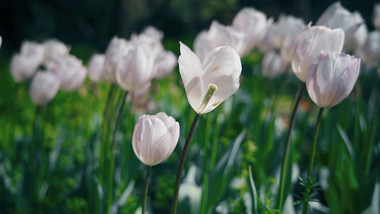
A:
[10,40,87,105]
[3,1,380,213]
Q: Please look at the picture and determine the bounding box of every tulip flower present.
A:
[357,31,380,66]
[306,51,360,108]
[316,2,367,52]
[140,26,164,42]
[374,4,380,30]
[47,55,87,92]
[132,112,180,166]
[178,42,242,114]
[232,7,268,54]
[10,41,45,82]
[115,46,155,91]
[262,52,287,78]
[30,71,60,105]
[0,36,2,49]
[104,37,130,82]
[194,21,245,60]
[88,54,105,82]
[257,19,281,53]
[277,15,306,62]
[153,50,177,78]
[292,25,345,82]
[43,39,70,62]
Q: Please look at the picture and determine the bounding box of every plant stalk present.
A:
[277,83,305,211]
[302,107,324,214]
[171,113,201,214]
[142,166,152,214]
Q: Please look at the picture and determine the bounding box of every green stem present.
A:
[171,113,201,214]
[277,83,305,211]
[302,107,324,214]
[142,166,152,214]
[107,91,128,213]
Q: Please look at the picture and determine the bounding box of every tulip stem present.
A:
[277,83,305,211]
[142,166,152,214]
[171,113,201,214]
[301,107,324,214]
[107,90,128,213]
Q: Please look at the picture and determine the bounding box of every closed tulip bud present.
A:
[194,21,245,60]
[104,37,130,82]
[179,42,241,114]
[116,46,155,91]
[262,52,287,78]
[43,39,70,61]
[257,19,281,53]
[0,37,2,49]
[306,51,360,108]
[88,54,105,82]
[356,31,380,66]
[153,50,177,78]
[30,71,60,105]
[132,112,180,166]
[232,7,268,53]
[277,15,306,62]
[374,4,380,30]
[292,25,345,82]
[47,55,87,92]
[316,2,367,51]
[10,41,45,82]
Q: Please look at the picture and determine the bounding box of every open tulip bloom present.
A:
[306,51,361,108]
[171,42,242,214]
[178,42,242,114]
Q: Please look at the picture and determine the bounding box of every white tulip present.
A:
[262,52,287,78]
[316,2,367,51]
[30,71,60,106]
[153,50,177,78]
[232,7,268,54]
[194,21,245,60]
[257,18,281,53]
[132,112,180,166]
[43,39,70,62]
[10,41,45,82]
[356,31,380,66]
[178,42,241,114]
[141,26,164,41]
[306,51,360,108]
[277,15,306,62]
[88,54,105,82]
[292,25,345,82]
[0,37,2,49]
[104,37,131,82]
[116,46,155,91]
[47,55,87,92]
[374,4,380,30]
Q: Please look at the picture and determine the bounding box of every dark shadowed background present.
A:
[0,0,378,55]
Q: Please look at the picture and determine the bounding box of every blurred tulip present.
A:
[316,2,367,52]
[356,31,380,66]
[10,41,45,82]
[374,4,380,30]
[278,15,306,62]
[178,42,241,114]
[306,51,360,108]
[88,54,105,82]
[132,112,180,166]
[116,46,155,91]
[153,50,177,78]
[140,26,164,41]
[104,37,130,82]
[0,36,2,49]
[232,7,268,54]
[194,21,245,60]
[43,39,70,61]
[292,25,345,82]
[47,55,87,92]
[30,71,60,105]
[262,52,287,78]
[257,18,281,53]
